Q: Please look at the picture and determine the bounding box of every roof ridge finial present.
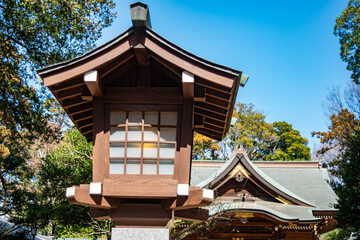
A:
[130,2,152,28]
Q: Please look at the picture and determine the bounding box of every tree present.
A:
[7,129,113,239]
[226,103,278,160]
[193,103,311,161]
[264,121,311,160]
[332,130,360,231]
[312,83,360,177]
[192,132,220,160]
[0,0,115,236]
[334,0,360,84]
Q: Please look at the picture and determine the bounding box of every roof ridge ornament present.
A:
[130,2,152,28]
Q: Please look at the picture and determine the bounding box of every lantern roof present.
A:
[37,5,247,142]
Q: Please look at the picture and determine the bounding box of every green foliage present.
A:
[193,103,311,161]
[226,103,311,160]
[0,0,115,237]
[332,130,360,230]
[264,121,311,160]
[192,132,220,160]
[6,129,94,236]
[334,0,360,84]
[318,228,353,240]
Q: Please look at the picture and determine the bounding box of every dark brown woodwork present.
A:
[72,110,93,122]
[90,208,110,220]
[178,98,194,184]
[205,95,229,109]
[56,87,82,101]
[194,87,206,102]
[196,128,222,141]
[134,43,149,66]
[67,185,113,209]
[62,97,89,109]
[144,32,234,89]
[78,118,93,130]
[103,178,178,198]
[175,208,209,222]
[99,51,134,79]
[67,102,93,115]
[41,32,138,87]
[194,114,204,128]
[92,99,105,182]
[211,232,273,239]
[169,187,212,210]
[149,57,181,83]
[195,102,228,116]
[51,81,85,94]
[84,70,103,97]
[195,107,226,122]
[110,203,172,227]
[81,87,92,101]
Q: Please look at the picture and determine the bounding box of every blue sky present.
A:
[97,0,350,153]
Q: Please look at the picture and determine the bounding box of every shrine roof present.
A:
[190,153,338,222]
[37,25,246,141]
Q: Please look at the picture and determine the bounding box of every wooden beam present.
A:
[62,97,89,109]
[194,87,206,102]
[182,71,194,98]
[134,43,149,66]
[84,70,103,97]
[56,87,82,101]
[103,178,178,198]
[194,114,204,128]
[81,87,92,101]
[175,208,209,222]
[206,95,229,109]
[51,81,85,94]
[149,57,181,83]
[72,110,93,122]
[169,187,213,210]
[90,208,110,220]
[65,185,113,209]
[67,102,93,115]
[195,102,227,115]
[194,107,226,122]
[99,51,134,79]
[78,118,93,130]
[211,233,273,239]
[196,128,222,141]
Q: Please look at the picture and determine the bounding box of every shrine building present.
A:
[36,2,337,240]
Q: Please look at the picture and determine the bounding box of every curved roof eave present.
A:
[37,26,242,81]
[197,151,315,207]
[208,202,320,223]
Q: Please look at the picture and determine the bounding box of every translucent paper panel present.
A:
[159,143,175,158]
[127,143,141,158]
[143,143,158,158]
[127,127,142,141]
[110,143,125,158]
[110,159,124,174]
[110,112,126,125]
[144,127,158,141]
[159,160,174,175]
[160,112,177,126]
[110,127,125,141]
[143,159,157,175]
[126,159,140,174]
[160,128,176,142]
[145,112,158,125]
[128,112,142,125]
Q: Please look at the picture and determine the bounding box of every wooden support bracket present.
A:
[182,71,194,98]
[84,70,103,97]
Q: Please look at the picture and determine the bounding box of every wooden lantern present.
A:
[37,2,245,227]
